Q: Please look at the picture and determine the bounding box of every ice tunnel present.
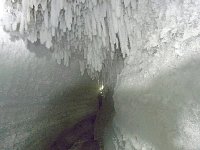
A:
[1,0,200,150]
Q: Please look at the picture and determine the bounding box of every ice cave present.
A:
[1,0,200,150]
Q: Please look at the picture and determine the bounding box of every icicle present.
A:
[115,0,121,18]
[44,9,49,28]
[5,0,134,72]
[79,60,85,75]
[124,0,131,8]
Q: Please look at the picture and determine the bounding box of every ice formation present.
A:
[3,0,200,150]
[4,0,131,73]
[4,0,200,74]
[5,0,200,73]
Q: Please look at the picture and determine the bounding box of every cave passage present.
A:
[50,87,115,150]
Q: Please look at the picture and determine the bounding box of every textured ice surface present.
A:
[4,0,200,72]
[113,58,200,150]
[2,0,200,150]
[111,0,200,149]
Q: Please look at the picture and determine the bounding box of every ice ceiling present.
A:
[4,0,200,75]
[4,0,131,74]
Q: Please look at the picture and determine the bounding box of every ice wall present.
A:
[113,58,200,150]
[112,1,200,150]
[0,25,99,149]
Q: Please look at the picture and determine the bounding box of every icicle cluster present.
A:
[4,0,200,78]
[4,0,139,72]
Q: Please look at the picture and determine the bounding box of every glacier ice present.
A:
[3,0,200,150]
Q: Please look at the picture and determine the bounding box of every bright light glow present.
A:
[99,85,104,91]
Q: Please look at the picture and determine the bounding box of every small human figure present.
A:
[97,92,103,110]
